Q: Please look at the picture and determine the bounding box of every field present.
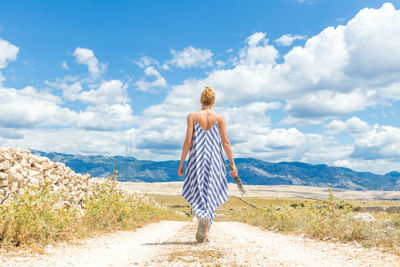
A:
[1,180,399,257]
[122,182,400,255]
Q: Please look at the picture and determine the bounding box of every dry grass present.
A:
[150,190,400,255]
[0,179,184,252]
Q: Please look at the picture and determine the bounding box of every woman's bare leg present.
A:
[204,219,209,239]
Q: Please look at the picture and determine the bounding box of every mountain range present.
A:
[32,151,400,191]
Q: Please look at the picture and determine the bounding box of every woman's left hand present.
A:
[177,163,184,176]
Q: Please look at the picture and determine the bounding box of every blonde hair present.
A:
[201,86,215,106]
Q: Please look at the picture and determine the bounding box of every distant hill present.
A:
[33,151,400,191]
[385,171,400,178]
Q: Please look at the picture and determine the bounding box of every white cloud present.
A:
[238,32,278,67]
[135,56,159,68]
[0,86,75,128]
[61,61,69,70]
[351,124,400,160]
[264,128,306,149]
[325,117,370,134]
[246,32,267,46]
[0,38,18,68]
[282,89,377,124]
[44,80,82,102]
[215,60,225,68]
[0,83,134,131]
[79,80,129,104]
[3,4,400,174]
[135,66,167,92]
[1,128,135,156]
[169,46,213,68]
[75,103,136,131]
[160,64,171,71]
[343,3,400,80]
[0,127,23,139]
[73,47,106,78]
[0,38,19,83]
[63,82,82,101]
[275,34,306,46]
[125,3,400,170]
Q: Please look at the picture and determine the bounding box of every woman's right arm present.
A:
[218,115,238,176]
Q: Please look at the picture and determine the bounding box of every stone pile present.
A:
[0,147,92,209]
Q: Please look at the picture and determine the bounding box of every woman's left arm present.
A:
[178,113,194,176]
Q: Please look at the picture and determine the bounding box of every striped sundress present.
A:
[182,112,229,228]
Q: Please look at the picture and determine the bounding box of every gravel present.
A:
[1,220,398,266]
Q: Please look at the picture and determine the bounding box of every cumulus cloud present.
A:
[3,3,400,174]
[351,124,400,160]
[74,103,136,131]
[135,66,167,92]
[0,127,24,139]
[278,3,400,123]
[1,128,134,156]
[79,80,129,104]
[0,86,75,128]
[281,89,377,124]
[275,34,306,46]
[116,3,400,168]
[0,38,18,68]
[0,38,19,83]
[325,116,370,134]
[73,47,106,77]
[238,32,278,67]
[343,3,400,80]
[0,80,134,131]
[169,46,213,68]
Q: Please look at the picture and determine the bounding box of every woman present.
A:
[177,86,238,243]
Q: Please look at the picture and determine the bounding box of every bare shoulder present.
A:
[187,112,197,124]
[215,112,226,124]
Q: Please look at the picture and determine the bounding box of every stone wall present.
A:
[0,147,92,209]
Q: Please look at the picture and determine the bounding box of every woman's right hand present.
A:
[230,165,238,177]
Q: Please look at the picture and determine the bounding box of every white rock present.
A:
[19,157,29,168]
[352,213,376,222]
[15,152,23,160]
[0,180,8,187]
[0,160,11,171]
[0,147,96,210]
[18,188,25,195]
[0,172,8,180]
[10,181,19,193]
[30,177,39,188]
[7,167,24,183]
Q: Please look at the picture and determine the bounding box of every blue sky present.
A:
[1,0,400,174]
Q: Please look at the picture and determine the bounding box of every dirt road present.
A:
[1,220,399,266]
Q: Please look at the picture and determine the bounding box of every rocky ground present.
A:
[1,220,399,267]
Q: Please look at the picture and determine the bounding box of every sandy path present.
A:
[0,221,186,267]
[1,220,399,266]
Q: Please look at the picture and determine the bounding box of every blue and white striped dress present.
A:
[182,113,229,227]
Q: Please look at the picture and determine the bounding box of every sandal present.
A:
[196,218,208,243]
